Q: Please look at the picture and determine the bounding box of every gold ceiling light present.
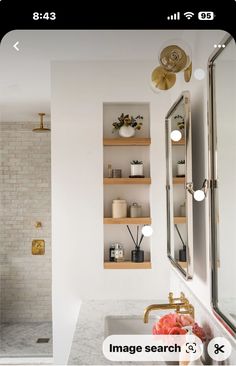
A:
[160,45,188,73]
[184,60,192,82]
[151,66,176,91]
[151,41,192,91]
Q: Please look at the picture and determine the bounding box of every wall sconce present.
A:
[186,179,209,201]
[171,130,182,141]
[141,225,153,237]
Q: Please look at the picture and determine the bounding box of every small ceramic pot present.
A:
[130,164,143,176]
[177,163,185,177]
[112,199,127,218]
[119,125,135,138]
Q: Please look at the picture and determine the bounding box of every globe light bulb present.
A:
[193,190,205,202]
[171,130,182,142]
[141,225,153,237]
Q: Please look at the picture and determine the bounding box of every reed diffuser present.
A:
[126,225,145,262]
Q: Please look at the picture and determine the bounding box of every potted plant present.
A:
[174,114,185,131]
[177,160,185,177]
[112,113,143,138]
[130,160,144,177]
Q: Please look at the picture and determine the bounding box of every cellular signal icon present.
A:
[167,12,180,20]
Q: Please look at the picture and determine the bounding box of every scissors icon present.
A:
[214,344,225,354]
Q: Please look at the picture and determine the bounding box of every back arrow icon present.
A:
[13,41,19,51]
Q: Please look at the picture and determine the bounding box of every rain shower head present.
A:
[32,113,51,133]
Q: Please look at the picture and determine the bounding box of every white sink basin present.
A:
[104,315,159,337]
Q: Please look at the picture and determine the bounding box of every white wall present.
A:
[51,30,227,364]
[51,60,178,364]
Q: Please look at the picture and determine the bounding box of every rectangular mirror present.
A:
[209,35,236,335]
[166,91,193,280]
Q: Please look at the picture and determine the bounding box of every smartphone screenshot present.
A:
[0,2,235,365]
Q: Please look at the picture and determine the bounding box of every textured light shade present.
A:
[151,66,176,90]
[184,58,192,82]
[159,45,188,73]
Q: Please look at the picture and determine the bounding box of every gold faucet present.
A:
[143,292,194,323]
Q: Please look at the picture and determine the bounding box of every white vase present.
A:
[130,164,143,177]
[177,163,185,177]
[119,125,135,138]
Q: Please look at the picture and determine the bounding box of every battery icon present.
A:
[198,11,215,20]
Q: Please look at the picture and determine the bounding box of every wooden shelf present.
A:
[172,139,185,146]
[174,217,187,224]
[103,138,151,146]
[104,261,152,269]
[104,217,152,225]
[173,177,185,184]
[104,177,151,185]
[178,261,187,269]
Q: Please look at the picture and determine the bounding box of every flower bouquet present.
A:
[152,313,206,365]
[112,113,143,138]
[112,113,143,131]
[152,313,206,341]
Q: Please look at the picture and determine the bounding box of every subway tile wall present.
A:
[0,122,51,322]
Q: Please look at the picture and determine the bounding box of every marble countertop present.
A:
[68,300,165,365]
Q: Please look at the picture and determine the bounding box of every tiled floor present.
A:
[0,322,53,357]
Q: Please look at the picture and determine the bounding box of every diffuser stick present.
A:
[174,224,185,248]
[136,226,139,247]
[126,225,137,247]
[138,234,144,248]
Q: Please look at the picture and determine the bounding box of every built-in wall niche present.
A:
[103,102,151,269]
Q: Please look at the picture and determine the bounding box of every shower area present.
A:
[0,115,52,359]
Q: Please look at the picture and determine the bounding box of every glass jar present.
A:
[130,202,142,218]
[114,243,125,262]
[109,244,115,262]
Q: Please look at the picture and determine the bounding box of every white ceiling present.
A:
[0,30,226,122]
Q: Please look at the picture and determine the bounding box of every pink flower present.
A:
[152,313,206,343]
[177,314,194,327]
[168,327,187,335]
[192,322,206,342]
[152,323,169,335]
[158,313,180,329]
[152,313,181,335]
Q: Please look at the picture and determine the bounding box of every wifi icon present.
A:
[184,11,194,19]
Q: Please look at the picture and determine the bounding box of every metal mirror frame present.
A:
[208,34,236,336]
[166,91,193,280]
